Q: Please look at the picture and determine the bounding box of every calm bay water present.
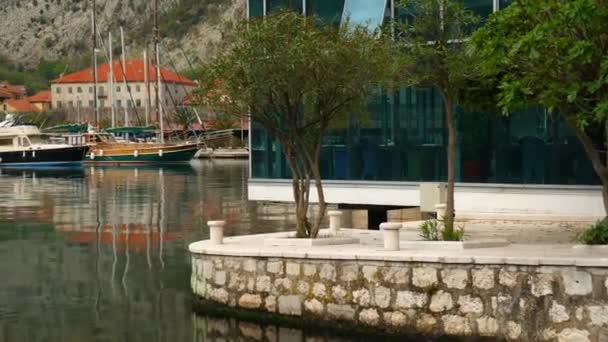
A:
[0,160,471,342]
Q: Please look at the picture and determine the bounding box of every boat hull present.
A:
[85,143,200,164]
[0,146,89,166]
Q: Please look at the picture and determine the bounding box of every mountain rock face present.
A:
[0,0,245,70]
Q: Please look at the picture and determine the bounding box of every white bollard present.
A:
[328,210,342,235]
[435,203,446,219]
[208,220,226,245]
[380,222,402,251]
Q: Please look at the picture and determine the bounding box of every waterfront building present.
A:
[0,82,26,101]
[2,90,53,113]
[27,90,52,111]
[50,59,196,123]
[246,0,603,225]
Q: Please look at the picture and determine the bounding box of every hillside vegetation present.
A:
[0,0,244,94]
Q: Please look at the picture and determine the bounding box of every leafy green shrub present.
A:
[419,219,465,242]
[577,220,608,245]
[419,219,440,241]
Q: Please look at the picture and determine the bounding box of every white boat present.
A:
[0,115,89,166]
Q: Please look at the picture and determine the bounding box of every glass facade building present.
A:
[248,0,598,186]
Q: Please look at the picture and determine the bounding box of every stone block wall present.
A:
[191,255,608,341]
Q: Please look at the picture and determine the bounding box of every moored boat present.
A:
[0,115,89,166]
[83,132,200,164]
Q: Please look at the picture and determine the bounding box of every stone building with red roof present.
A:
[0,82,26,101]
[2,99,38,113]
[1,90,52,113]
[27,90,52,111]
[50,59,196,122]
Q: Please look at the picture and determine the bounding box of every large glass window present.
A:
[268,0,303,14]
[342,0,388,33]
[499,0,513,10]
[251,86,599,186]
[249,0,264,18]
[306,0,345,25]
[460,0,493,19]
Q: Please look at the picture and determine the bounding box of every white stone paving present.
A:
[189,228,608,268]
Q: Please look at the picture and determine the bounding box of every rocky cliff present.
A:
[0,0,245,71]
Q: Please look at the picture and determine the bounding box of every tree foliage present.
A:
[471,0,608,216]
[197,11,397,238]
[395,0,482,232]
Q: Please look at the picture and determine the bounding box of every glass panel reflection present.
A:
[251,86,599,185]
[461,0,494,19]
[306,0,345,25]
[342,0,388,32]
[249,0,264,17]
[268,0,303,13]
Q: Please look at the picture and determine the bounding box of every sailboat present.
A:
[83,130,200,164]
[79,0,201,164]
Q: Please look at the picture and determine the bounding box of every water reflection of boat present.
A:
[0,166,85,178]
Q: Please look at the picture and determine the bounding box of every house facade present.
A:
[51,60,196,124]
[247,0,604,224]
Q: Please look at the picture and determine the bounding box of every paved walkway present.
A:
[190,227,608,268]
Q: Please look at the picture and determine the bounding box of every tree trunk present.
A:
[564,115,608,218]
[309,159,327,238]
[283,143,312,238]
[442,93,456,233]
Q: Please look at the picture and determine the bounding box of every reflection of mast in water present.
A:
[122,176,130,296]
[146,189,153,270]
[158,168,165,269]
[94,171,102,319]
[111,186,118,293]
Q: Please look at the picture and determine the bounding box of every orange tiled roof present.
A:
[51,59,196,86]
[27,90,52,103]
[0,83,26,99]
[4,99,38,112]
[0,89,13,99]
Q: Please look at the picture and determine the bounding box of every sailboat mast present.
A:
[91,0,99,128]
[109,32,116,128]
[144,48,150,126]
[154,0,164,144]
[120,27,129,127]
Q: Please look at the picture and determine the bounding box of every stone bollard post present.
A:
[208,220,226,245]
[435,203,446,219]
[328,210,342,236]
[380,222,402,251]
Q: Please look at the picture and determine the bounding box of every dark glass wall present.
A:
[252,87,599,185]
[249,0,264,17]
[307,0,345,24]
[461,0,494,19]
[268,0,303,13]
[247,0,599,186]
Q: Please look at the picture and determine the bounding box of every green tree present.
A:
[198,11,396,238]
[471,0,608,218]
[395,0,481,234]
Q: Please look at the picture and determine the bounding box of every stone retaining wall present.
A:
[191,255,608,341]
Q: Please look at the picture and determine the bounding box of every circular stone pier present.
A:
[189,228,608,341]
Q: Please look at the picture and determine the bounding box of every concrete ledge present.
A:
[399,239,509,250]
[572,244,608,251]
[188,230,608,267]
[264,236,360,247]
